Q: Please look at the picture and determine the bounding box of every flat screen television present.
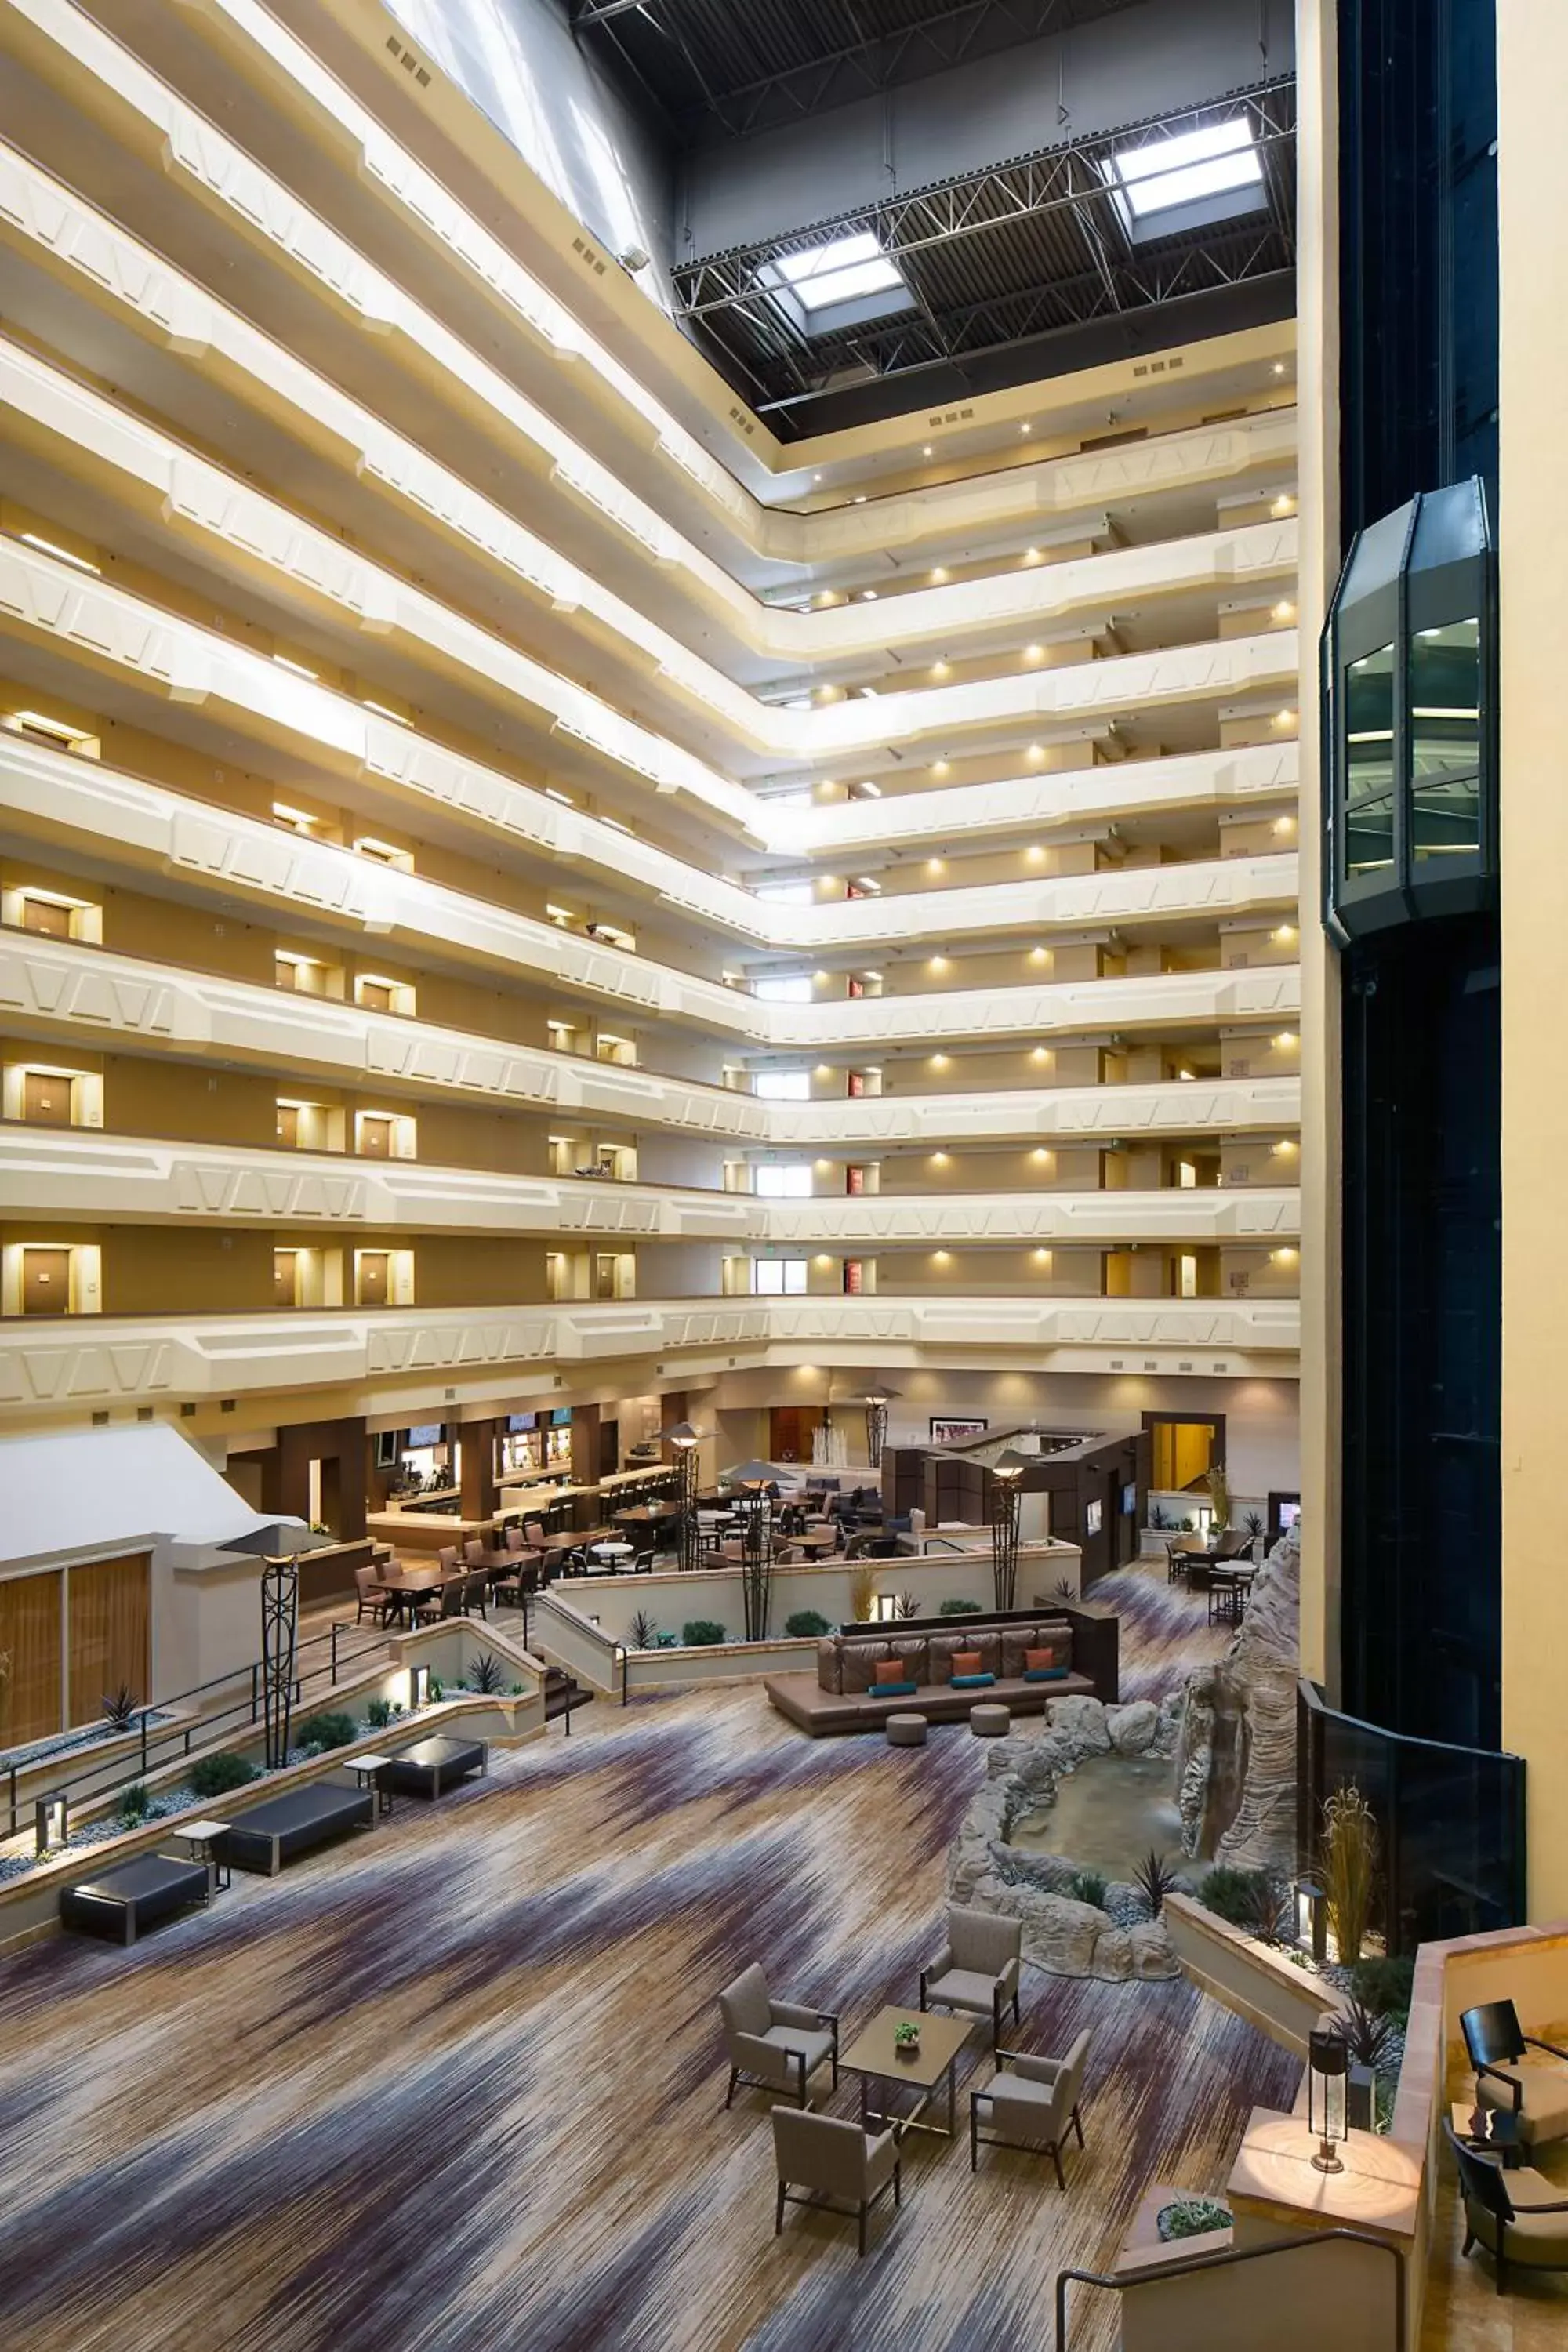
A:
[550,1406,572,1426]
[406,1422,445,1450]
[1121,1480,1138,1519]
[506,1411,536,1433]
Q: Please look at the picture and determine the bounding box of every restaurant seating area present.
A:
[764,1608,1118,1737]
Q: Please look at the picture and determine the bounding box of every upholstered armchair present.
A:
[1446,2120,1568,2293]
[718,1962,839,2110]
[919,1905,1023,2049]
[771,2107,902,2257]
[1462,2001,1568,2147]
[970,2033,1091,2187]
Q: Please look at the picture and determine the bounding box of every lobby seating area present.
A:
[764,1608,1118,1736]
[0,1682,1301,2350]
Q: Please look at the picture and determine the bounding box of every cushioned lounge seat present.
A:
[382,1736,487,1799]
[223,1782,375,1875]
[59,1853,212,1945]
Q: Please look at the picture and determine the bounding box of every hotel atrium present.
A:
[0,2,1559,2348]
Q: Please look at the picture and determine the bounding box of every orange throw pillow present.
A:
[953,1650,983,1677]
[873,1660,906,1686]
[1025,1645,1067,1673]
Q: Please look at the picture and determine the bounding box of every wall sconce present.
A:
[1307,2024,1349,2172]
[1294,1879,1328,1965]
[407,1664,430,1711]
[35,1791,68,1857]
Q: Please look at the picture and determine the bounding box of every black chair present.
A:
[1446,2118,1568,2294]
[631,1548,656,1574]
[1461,2001,1568,2146]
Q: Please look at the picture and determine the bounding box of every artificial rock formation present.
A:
[1175,1524,1301,1871]
[948,1695,1187,1982]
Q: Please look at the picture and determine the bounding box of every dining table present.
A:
[375,1564,465,1626]
[613,1502,681,1532]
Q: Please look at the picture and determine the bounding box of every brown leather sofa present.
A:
[764,1606,1118,1737]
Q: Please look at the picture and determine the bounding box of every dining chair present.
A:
[463,1570,490,1618]
[354,1563,390,1625]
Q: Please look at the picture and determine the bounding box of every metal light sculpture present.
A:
[729,1461,775,1642]
[260,1548,301,1771]
[663,1420,704,1572]
[861,1380,897,1469]
[989,1447,1029,1613]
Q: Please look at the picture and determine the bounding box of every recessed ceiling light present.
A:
[18,531,100,575]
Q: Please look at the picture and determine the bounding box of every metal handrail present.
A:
[1055,2227,1406,2350]
[4,1617,386,1836]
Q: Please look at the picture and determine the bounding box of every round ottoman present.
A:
[886,1712,928,1748]
[969,1703,1011,1739]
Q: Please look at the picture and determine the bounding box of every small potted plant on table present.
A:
[893,2020,921,2061]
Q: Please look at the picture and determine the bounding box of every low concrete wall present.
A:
[1163,1893,1349,2058]
[550,1542,1080,1648]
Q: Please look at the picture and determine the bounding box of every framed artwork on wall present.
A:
[1084,1497,1103,1538]
[930,1416,988,1446]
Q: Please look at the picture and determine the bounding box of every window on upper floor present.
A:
[754,1070,811,1102]
[754,976,812,1004]
[755,1259,808,1294]
[754,1165,811,1198]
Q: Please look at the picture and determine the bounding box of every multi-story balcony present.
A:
[0,1290,1301,1416]
[0,1123,1301,1249]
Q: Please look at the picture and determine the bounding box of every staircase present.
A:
[543,1665,594,1723]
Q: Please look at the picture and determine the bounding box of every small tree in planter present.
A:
[1322,1782,1379,1963]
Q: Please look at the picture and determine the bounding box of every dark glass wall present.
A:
[1331,0,1501,1748]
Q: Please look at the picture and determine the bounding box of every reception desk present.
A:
[366,1505,501,1557]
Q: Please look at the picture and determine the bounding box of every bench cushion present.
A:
[225,1783,373,1873]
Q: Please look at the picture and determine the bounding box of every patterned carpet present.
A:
[0,1565,1293,2352]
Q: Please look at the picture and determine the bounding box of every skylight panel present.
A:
[1105,118,1262,223]
[774,230,907,314]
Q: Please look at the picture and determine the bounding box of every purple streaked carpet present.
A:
[0,1563,1294,2352]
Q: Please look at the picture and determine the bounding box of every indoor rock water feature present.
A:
[948,1695,1191,1981]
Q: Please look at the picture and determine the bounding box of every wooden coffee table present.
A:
[838,2006,973,2139]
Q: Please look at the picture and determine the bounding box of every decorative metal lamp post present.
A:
[861,1381,897,1470]
[1307,2024,1350,2172]
[664,1420,704,1572]
[728,1459,776,1642]
[989,1448,1029,1613]
[260,1547,302,1771]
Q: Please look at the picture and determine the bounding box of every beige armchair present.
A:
[771,2106,902,2257]
[718,1962,839,2110]
[1448,2120,1568,2293]
[970,2031,1091,2186]
[919,1905,1023,2049]
[1462,2001,1568,2147]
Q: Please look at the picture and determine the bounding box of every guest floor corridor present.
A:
[0,1602,1295,2352]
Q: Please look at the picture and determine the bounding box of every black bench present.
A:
[383,1736,488,1800]
[223,1782,374,1876]
[60,1853,212,1946]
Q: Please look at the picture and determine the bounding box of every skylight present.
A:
[1105,118,1262,226]
[773,230,908,314]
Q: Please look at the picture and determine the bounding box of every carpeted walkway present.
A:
[0,1626,1298,2352]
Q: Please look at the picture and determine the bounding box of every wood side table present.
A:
[839,2006,973,2139]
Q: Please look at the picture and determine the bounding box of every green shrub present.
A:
[784,1610,832,1639]
[1350,1955,1415,2024]
[189,1751,256,1799]
[938,1597,983,1616]
[1065,1867,1109,1910]
[297,1711,358,1753]
[681,1620,727,1647]
[1200,1864,1278,1929]
[116,1781,151,1826]
[365,1697,394,1730]
[1156,2198,1232,2244]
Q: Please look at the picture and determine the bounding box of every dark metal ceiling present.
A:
[569,2,1296,434]
[673,80,1296,428]
[570,0,1151,141]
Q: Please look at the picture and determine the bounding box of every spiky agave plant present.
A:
[1134,1848,1180,1917]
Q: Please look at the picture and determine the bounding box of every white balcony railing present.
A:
[0,1125,1301,1245]
[0,1291,1302,1412]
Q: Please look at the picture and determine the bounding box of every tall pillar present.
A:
[571,1403,601,1491]
[460,1419,501,1522]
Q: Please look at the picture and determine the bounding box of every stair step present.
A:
[543,1665,594,1719]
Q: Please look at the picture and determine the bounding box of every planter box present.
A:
[1163,1892,1347,2059]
